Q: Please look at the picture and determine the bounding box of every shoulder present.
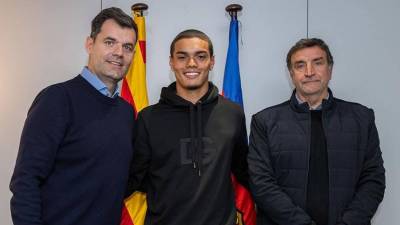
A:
[117,97,135,111]
[31,82,70,109]
[334,97,374,118]
[28,76,97,117]
[34,76,83,101]
[134,103,163,126]
[252,100,291,122]
[33,75,94,104]
[216,95,245,116]
[112,98,135,123]
[137,102,159,116]
[24,81,75,126]
[334,97,372,110]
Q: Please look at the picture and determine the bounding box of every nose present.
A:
[187,57,197,67]
[113,44,123,56]
[305,63,315,77]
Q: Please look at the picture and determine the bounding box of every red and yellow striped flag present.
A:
[120,10,148,225]
[121,10,148,116]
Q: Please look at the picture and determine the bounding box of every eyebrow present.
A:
[103,36,134,46]
[175,50,209,55]
[293,60,306,65]
[122,43,134,47]
[312,57,324,62]
[294,56,324,64]
[103,36,117,42]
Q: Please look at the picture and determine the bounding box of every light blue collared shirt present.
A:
[81,67,120,98]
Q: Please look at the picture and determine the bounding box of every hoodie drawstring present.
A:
[196,102,203,176]
[189,102,203,176]
[189,104,197,169]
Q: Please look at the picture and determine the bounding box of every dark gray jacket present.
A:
[248,90,385,225]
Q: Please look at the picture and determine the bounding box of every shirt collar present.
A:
[81,67,120,98]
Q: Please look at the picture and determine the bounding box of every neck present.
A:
[103,81,117,95]
[297,90,328,109]
[176,83,209,104]
[87,66,117,95]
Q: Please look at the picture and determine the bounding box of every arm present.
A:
[231,112,249,188]
[338,110,385,225]
[9,86,70,225]
[248,114,312,225]
[231,113,258,224]
[126,111,152,195]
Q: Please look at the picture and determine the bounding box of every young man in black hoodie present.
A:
[129,29,249,225]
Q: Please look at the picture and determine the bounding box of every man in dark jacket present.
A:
[248,38,385,225]
[128,29,249,225]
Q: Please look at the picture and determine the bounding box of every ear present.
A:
[85,36,94,54]
[328,65,333,80]
[209,55,215,70]
[169,55,173,69]
[288,69,294,78]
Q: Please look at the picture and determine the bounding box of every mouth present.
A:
[183,71,200,79]
[303,80,320,84]
[107,60,123,67]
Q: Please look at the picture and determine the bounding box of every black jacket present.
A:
[248,90,385,225]
[129,82,248,225]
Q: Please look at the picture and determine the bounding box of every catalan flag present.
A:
[222,16,257,225]
[121,10,148,116]
[120,9,148,225]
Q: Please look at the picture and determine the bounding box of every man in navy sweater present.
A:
[10,7,138,225]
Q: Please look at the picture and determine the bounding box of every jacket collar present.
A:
[289,88,335,113]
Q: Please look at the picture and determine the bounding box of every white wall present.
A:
[1,0,398,224]
[0,0,100,223]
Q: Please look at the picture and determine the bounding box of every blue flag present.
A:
[222,16,257,225]
[223,17,244,106]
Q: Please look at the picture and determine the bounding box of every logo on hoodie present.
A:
[180,137,215,166]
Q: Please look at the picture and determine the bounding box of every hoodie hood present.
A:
[159,82,219,107]
[158,82,219,176]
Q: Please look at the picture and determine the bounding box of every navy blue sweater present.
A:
[10,75,135,225]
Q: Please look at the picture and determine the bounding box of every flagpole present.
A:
[225,3,242,19]
[224,4,257,225]
[131,3,148,16]
[121,2,149,114]
[120,4,149,225]
[223,3,243,105]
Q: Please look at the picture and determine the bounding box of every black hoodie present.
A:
[129,82,249,225]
